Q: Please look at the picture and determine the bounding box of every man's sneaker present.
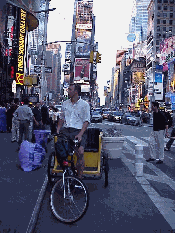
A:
[146,158,155,162]
[156,159,163,164]
[164,147,170,151]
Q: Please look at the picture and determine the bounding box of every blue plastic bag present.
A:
[19,140,46,171]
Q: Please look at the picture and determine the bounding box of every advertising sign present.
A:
[65,51,71,60]
[81,84,90,92]
[74,58,90,82]
[12,80,16,93]
[75,30,91,56]
[34,65,42,73]
[66,43,71,52]
[45,67,52,73]
[159,36,175,71]
[76,24,92,30]
[155,72,162,83]
[154,83,163,101]
[16,8,26,85]
[76,1,93,25]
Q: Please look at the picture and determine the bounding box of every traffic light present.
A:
[96,52,102,63]
[90,51,94,63]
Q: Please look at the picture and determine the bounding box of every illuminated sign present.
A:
[74,58,90,81]
[16,8,26,85]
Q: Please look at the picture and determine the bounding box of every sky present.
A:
[47,0,134,105]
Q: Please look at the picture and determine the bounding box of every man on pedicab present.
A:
[57,83,90,179]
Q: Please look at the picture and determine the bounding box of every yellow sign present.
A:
[16,9,26,85]
[24,76,33,86]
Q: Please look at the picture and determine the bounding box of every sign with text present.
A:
[16,8,26,85]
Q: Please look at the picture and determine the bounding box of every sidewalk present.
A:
[0,132,49,233]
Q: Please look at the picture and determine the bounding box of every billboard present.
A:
[75,1,93,57]
[76,1,93,25]
[74,58,90,82]
[75,30,91,57]
[159,36,175,71]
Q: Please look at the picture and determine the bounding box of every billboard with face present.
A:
[74,58,90,82]
[76,30,91,56]
[75,1,93,57]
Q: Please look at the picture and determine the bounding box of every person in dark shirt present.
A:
[40,101,50,130]
[146,102,169,164]
[32,102,43,130]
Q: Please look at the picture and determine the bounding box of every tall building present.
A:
[146,0,175,103]
[129,0,150,42]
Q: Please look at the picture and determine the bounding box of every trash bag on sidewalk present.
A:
[19,140,46,172]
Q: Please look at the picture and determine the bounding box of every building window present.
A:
[170,0,174,3]
[164,5,168,10]
[163,0,168,2]
[157,0,162,2]
[163,13,167,18]
[170,13,173,18]
[156,47,159,52]
[163,20,166,24]
[169,34,172,37]
[163,34,166,38]
[157,26,160,31]
[169,20,173,25]
[170,6,173,11]
[163,27,166,31]
[158,5,161,10]
[156,40,160,45]
[157,33,161,38]
[169,27,172,32]
[157,19,160,24]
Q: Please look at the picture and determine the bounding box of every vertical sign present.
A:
[16,8,26,85]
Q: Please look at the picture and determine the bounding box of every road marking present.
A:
[121,153,175,229]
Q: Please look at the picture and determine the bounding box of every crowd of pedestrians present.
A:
[0,98,58,151]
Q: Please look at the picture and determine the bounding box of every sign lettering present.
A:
[16,9,26,85]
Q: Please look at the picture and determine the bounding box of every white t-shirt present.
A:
[60,99,90,129]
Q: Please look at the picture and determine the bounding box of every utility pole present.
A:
[34,6,56,102]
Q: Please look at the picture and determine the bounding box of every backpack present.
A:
[55,138,69,161]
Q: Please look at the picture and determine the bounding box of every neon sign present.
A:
[16,8,26,85]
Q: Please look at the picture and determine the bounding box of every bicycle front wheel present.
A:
[50,176,89,223]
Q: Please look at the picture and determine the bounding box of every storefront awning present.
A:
[7,0,39,32]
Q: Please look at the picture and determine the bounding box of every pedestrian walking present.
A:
[11,98,19,142]
[13,98,33,151]
[164,110,175,151]
[41,101,50,130]
[0,102,7,132]
[146,102,169,164]
[32,102,43,130]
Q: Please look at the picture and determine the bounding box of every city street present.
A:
[32,121,175,232]
[0,121,175,232]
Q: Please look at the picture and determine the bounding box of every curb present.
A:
[26,175,48,233]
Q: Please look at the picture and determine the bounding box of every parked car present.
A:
[102,111,110,120]
[91,111,103,123]
[121,113,137,125]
